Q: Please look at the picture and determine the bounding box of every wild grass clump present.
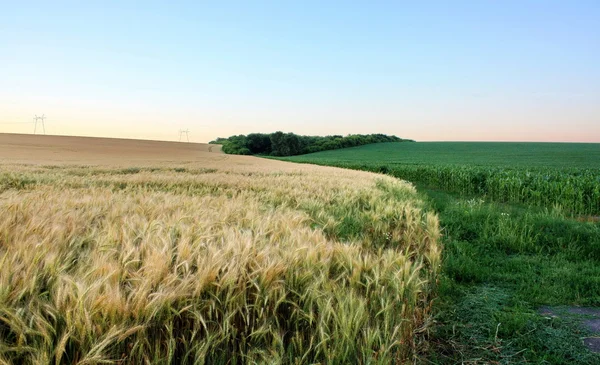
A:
[0,164,440,364]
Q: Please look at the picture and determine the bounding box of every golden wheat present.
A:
[0,157,440,364]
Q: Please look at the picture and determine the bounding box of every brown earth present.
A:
[0,133,225,166]
[576,215,600,223]
[0,133,382,178]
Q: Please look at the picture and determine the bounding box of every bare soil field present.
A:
[0,133,225,166]
[0,133,370,175]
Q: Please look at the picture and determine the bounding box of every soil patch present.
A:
[539,306,600,353]
[576,215,600,223]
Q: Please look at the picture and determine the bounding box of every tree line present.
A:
[209,132,413,156]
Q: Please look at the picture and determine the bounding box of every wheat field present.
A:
[0,135,440,364]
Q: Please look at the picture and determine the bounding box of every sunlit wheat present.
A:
[0,161,440,364]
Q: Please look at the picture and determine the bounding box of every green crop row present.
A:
[290,161,600,216]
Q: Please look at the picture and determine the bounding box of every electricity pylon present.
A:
[179,129,190,142]
[33,115,46,134]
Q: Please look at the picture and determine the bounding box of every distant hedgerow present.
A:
[209,132,413,156]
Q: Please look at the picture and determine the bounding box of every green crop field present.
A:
[281,142,600,216]
[283,142,600,169]
[277,142,600,364]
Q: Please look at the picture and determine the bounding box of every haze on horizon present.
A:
[1,1,599,143]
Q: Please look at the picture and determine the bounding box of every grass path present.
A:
[415,186,600,363]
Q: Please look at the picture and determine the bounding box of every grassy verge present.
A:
[418,186,600,364]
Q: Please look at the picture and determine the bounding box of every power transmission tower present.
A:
[33,114,46,134]
[179,129,190,142]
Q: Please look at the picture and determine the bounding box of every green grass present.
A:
[275,142,600,363]
[282,142,600,169]
[423,187,600,364]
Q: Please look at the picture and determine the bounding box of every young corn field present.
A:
[338,164,600,215]
[0,162,440,364]
[281,142,600,216]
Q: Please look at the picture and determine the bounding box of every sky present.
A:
[1,1,599,143]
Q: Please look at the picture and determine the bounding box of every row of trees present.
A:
[210,132,413,156]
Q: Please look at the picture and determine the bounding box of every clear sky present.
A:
[1,1,599,143]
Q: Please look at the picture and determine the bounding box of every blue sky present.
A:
[1,1,599,142]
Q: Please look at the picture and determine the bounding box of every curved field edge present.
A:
[0,164,440,364]
[277,144,600,363]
